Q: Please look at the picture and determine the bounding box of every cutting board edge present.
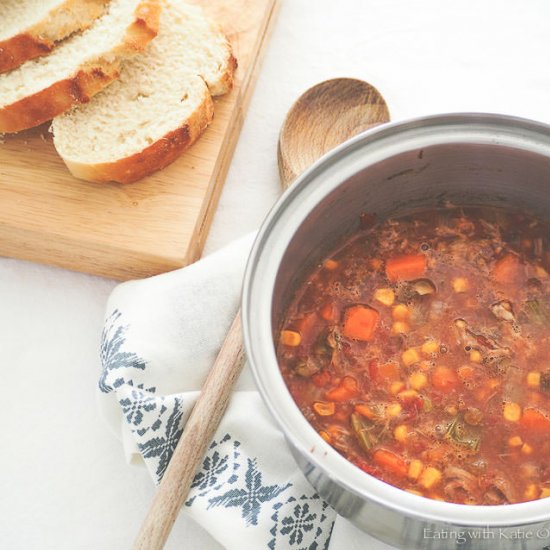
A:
[0,221,186,280]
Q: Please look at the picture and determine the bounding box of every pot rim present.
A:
[242,112,550,527]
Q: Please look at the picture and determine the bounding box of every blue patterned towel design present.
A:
[99,305,335,550]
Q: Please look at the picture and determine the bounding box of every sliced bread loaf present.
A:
[0,0,110,73]
[52,0,236,184]
[0,0,160,133]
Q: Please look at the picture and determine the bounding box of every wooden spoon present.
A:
[134,313,244,550]
[278,78,390,188]
[133,78,390,550]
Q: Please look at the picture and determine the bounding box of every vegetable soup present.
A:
[277,206,550,505]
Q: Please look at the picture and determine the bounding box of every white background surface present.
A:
[3,1,550,548]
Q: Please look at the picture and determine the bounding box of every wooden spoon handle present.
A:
[133,311,244,550]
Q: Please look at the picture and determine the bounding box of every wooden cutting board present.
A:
[0,0,277,280]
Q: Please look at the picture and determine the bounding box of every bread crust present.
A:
[0,0,110,74]
[209,51,238,96]
[0,0,161,133]
[62,88,214,184]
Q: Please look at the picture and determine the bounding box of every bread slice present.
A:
[0,0,161,133]
[52,0,236,184]
[0,0,110,73]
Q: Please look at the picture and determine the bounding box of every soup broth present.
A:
[277,206,550,505]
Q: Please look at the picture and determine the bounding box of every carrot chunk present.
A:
[492,254,524,284]
[354,404,377,419]
[373,449,408,477]
[520,408,550,435]
[343,305,379,341]
[385,254,427,282]
[370,361,400,382]
[323,259,339,270]
[325,376,359,401]
[432,366,459,391]
[320,302,338,322]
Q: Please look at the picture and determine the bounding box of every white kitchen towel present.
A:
[97,233,337,550]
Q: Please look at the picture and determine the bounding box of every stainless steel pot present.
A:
[242,113,550,549]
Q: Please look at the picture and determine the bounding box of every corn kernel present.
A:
[405,489,423,496]
[402,348,420,366]
[394,424,408,442]
[280,330,301,346]
[392,304,410,321]
[421,340,439,355]
[469,349,482,363]
[452,277,469,293]
[387,403,402,417]
[540,488,550,498]
[418,467,442,489]
[392,321,409,334]
[319,430,331,443]
[323,259,338,270]
[374,288,395,306]
[409,371,428,390]
[524,484,540,500]
[445,405,458,416]
[408,459,424,480]
[390,381,405,395]
[503,402,522,422]
[527,372,541,388]
[528,391,542,405]
[522,443,533,455]
[508,435,523,447]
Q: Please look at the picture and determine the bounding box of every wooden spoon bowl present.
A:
[278,78,390,189]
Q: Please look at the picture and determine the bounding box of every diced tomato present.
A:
[432,366,459,392]
[385,254,427,282]
[492,254,524,284]
[373,449,408,477]
[343,305,379,341]
[403,396,425,415]
[520,408,550,435]
[325,376,359,401]
[425,444,449,464]
[311,370,332,388]
[353,457,379,476]
[294,312,320,343]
